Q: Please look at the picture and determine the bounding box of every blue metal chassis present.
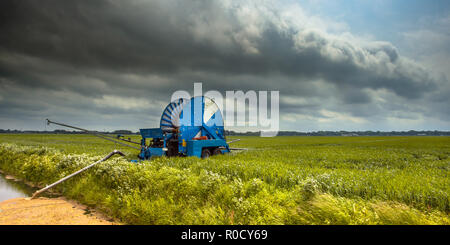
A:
[138,128,230,159]
[138,97,230,160]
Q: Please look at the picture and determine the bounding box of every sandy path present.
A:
[0,197,120,225]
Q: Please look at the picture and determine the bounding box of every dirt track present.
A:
[0,197,119,225]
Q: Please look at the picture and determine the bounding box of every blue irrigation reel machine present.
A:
[47,96,241,160]
[139,96,231,159]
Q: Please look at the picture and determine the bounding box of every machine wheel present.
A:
[212,148,223,155]
[201,148,211,159]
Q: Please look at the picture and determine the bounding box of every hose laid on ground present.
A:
[30,150,125,199]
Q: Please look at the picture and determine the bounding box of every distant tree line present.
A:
[0,129,137,135]
[1,128,449,136]
[225,130,450,136]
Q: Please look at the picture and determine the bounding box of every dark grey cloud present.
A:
[0,0,448,131]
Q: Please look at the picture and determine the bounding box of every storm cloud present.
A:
[0,0,448,131]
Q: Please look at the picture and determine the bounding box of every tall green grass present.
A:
[0,134,448,224]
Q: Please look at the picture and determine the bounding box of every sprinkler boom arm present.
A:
[46,119,140,150]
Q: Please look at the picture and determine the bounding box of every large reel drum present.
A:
[160,98,188,132]
[159,96,225,142]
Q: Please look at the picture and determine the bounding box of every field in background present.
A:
[0,134,449,224]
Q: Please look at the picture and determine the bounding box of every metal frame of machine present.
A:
[138,96,230,159]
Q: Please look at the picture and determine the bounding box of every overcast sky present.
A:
[0,0,449,132]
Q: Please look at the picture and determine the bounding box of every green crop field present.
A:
[0,134,449,224]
